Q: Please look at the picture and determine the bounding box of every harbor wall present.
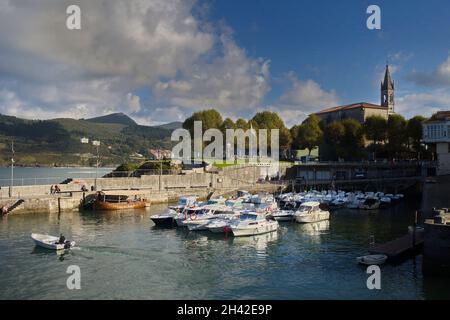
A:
[1,165,284,214]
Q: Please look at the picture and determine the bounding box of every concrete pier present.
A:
[0,165,285,214]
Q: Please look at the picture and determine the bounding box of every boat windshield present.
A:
[240,213,258,220]
[299,205,312,212]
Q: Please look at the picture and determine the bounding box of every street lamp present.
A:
[9,141,14,198]
[81,137,101,191]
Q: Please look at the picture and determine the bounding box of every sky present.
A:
[1,0,450,127]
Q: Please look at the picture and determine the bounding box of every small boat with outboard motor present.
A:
[31,233,75,250]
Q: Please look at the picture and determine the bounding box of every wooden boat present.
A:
[31,233,75,250]
[92,192,147,211]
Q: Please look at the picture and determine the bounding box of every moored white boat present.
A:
[151,209,177,227]
[294,201,330,223]
[31,233,75,250]
[231,212,279,237]
[269,210,295,221]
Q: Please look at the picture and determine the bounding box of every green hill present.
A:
[0,113,175,167]
[84,112,137,126]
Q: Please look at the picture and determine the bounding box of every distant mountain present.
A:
[85,112,137,126]
[154,121,183,130]
[0,113,174,167]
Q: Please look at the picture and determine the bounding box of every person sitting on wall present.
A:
[50,185,54,194]
[81,185,88,192]
[54,185,61,193]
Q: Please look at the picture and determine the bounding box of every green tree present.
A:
[364,115,387,158]
[406,115,426,159]
[293,115,323,156]
[387,114,407,159]
[182,109,224,135]
[340,119,364,160]
[235,118,249,130]
[364,115,387,145]
[220,118,235,133]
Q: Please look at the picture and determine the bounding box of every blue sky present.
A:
[208,0,450,105]
[1,0,450,127]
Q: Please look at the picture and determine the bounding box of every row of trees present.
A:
[182,109,429,161]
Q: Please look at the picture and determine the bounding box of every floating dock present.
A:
[369,233,424,261]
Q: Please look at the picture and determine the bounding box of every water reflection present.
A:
[295,220,330,235]
[232,231,279,253]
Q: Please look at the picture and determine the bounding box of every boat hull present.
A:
[31,233,75,250]
[231,221,278,237]
[294,211,330,224]
[93,200,146,211]
[151,216,174,227]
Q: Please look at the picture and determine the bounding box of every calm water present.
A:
[0,167,114,187]
[1,199,450,300]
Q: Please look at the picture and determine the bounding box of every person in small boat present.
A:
[58,234,66,244]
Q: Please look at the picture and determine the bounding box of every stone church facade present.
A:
[314,65,395,124]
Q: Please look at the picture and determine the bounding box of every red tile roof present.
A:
[315,102,387,115]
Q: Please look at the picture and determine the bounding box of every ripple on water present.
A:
[0,202,446,299]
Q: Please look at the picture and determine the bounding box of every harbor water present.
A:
[1,199,450,299]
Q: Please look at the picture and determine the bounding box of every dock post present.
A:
[58,197,61,214]
[413,210,418,247]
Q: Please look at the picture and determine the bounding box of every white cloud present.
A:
[277,72,338,113]
[270,72,338,127]
[407,51,450,87]
[396,90,450,119]
[153,32,270,112]
[0,0,269,123]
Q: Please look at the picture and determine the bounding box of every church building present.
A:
[314,65,395,124]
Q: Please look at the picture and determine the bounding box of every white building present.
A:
[423,111,450,175]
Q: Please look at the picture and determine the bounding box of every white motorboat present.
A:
[174,206,205,226]
[151,209,177,227]
[294,201,330,223]
[356,254,387,265]
[169,196,198,211]
[269,210,295,221]
[31,233,75,250]
[184,205,239,231]
[205,218,233,233]
[231,212,279,237]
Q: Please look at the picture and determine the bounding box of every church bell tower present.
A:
[381,64,395,114]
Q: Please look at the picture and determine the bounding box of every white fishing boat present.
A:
[231,212,279,237]
[356,254,387,265]
[294,201,330,223]
[31,233,75,250]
